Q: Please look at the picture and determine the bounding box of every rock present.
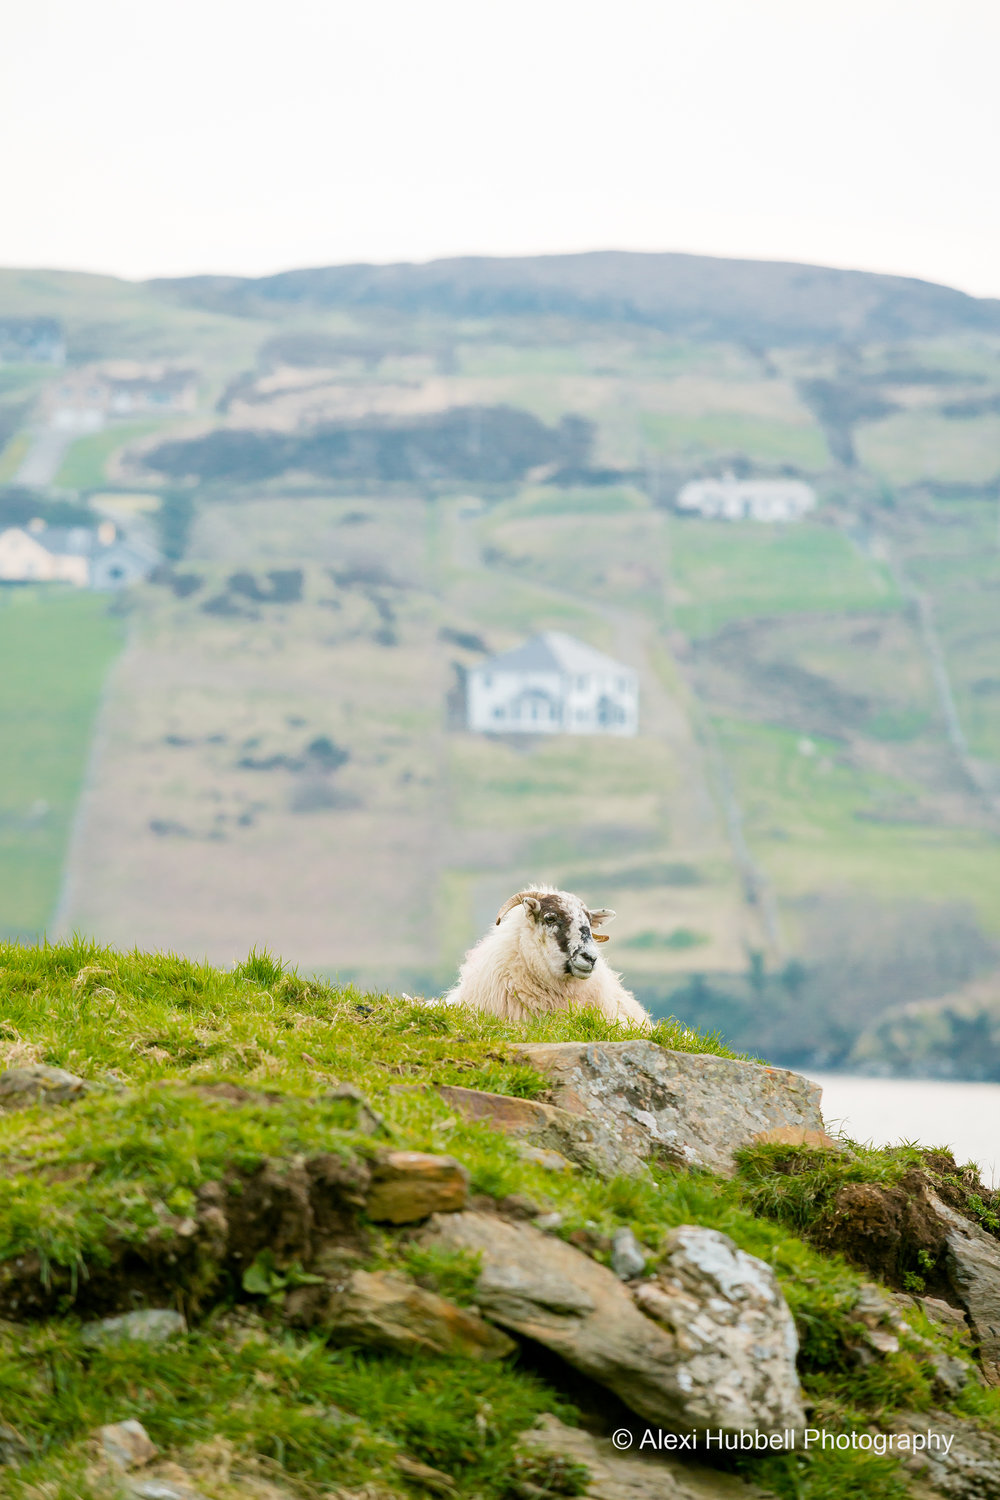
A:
[517,1413,772,1498]
[365,1151,469,1223]
[534,1211,564,1231]
[284,1267,515,1360]
[514,1142,575,1172]
[0,1064,87,1111]
[324,1080,387,1135]
[129,1482,206,1500]
[97,1419,158,1470]
[423,1211,804,1435]
[611,1227,646,1280]
[513,1042,825,1176]
[82,1308,187,1347]
[437,1083,647,1178]
[925,1190,1000,1385]
[885,1409,1000,1498]
[752,1125,842,1151]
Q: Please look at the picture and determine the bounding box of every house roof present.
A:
[478,631,633,678]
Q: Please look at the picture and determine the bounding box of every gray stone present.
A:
[81,1308,186,1348]
[423,1211,804,1435]
[0,1064,87,1111]
[610,1227,646,1280]
[514,1142,575,1172]
[513,1042,825,1176]
[128,1482,207,1500]
[437,1083,647,1178]
[517,1413,773,1498]
[284,1267,515,1360]
[97,1419,157,1470]
[886,1409,1000,1498]
[926,1190,1000,1386]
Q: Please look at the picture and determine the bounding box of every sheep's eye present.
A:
[544,914,558,925]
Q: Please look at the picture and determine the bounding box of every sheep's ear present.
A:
[594,933,610,943]
[589,908,615,926]
[522,895,542,916]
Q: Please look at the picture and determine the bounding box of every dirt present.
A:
[807,1152,999,1296]
[0,1152,372,1323]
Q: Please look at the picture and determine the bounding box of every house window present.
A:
[493,706,505,719]
[576,675,588,691]
[482,673,492,688]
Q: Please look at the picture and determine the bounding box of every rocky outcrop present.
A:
[516,1414,773,1499]
[0,1065,88,1110]
[423,1211,804,1435]
[81,1309,186,1347]
[284,1267,515,1359]
[513,1042,827,1176]
[886,1410,1000,1499]
[926,1190,1000,1386]
[437,1084,647,1177]
[365,1151,469,1223]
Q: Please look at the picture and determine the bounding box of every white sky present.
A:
[3,0,999,294]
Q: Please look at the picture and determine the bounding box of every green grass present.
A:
[2,941,996,1498]
[0,430,31,482]
[489,484,648,521]
[640,410,830,470]
[0,589,124,935]
[715,716,1000,932]
[54,420,166,490]
[669,520,901,636]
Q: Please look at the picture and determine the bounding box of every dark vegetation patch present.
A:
[439,625,489,653]
[155,488,195,561]
[797,379,900,466]
[145,406,594,486]
[647,895,999,1070]
[0,484,95,531]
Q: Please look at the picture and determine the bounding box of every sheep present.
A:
[442,885,651,1028]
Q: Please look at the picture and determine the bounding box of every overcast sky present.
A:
[3,0,998,294]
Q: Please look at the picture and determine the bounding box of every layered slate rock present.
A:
[284,1268,515,1360]
[437,1083,646,1177]
[886,1409,1000,1498]
[517,1414,774,1499]
[514,1042,826,1176]
[365,1151,469,1223]
[926,1190,1000,1386]
[423,1211,805,1436]
[0,1065,88,1111]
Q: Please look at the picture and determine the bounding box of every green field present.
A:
[640,410,830,469]
[668,520,900,636]
[0,588,124,935]
[54,420,167,489]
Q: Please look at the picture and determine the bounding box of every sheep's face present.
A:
[520,891,614,980]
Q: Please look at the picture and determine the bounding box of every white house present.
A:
[467,632,638,736]
[0,521,160,589]
[677,474,817,523]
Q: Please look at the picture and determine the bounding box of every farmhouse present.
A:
[466,631,638,736]
[677,474,817,522]
[48,362,198,431]
[0,521,159,589]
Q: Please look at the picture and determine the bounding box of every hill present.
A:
[0,939,999,1498]
[150,250,1000,347]
[0,252,999,1074]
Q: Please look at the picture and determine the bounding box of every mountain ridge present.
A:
[148,247,1000,345]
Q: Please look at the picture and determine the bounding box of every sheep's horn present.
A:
[495,892,532,925]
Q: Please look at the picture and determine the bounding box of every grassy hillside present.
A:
[0,590,124,938]
[0,940,998,1499]
[1,263,999,1070]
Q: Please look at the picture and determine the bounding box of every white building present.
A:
[467,632,638,736]
[677,474,817,523]
[0,521,160,590]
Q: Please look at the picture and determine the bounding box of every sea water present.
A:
[807,1073,1000,1188]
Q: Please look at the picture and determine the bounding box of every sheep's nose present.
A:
[575,949,596,970]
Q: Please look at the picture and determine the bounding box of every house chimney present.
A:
[97,520,116,545]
